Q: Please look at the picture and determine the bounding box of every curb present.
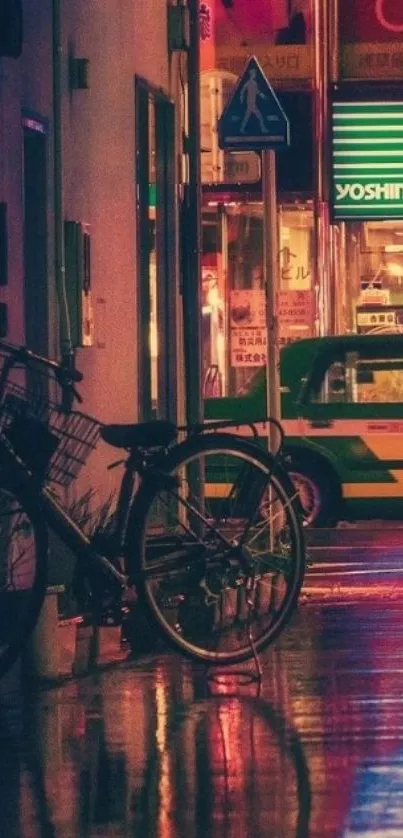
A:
[25,615,128,686]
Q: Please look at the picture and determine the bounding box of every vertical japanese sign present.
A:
[279,245,311,290]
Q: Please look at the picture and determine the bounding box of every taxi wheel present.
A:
[285,457,340,528]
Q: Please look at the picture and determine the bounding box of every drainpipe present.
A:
[328,0,345,333]
[313,0,331,335]
[182,0,202,428]
[329,0,340,84]
[52,0,73,363]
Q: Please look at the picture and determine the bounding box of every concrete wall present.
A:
[63,0,171,426]
[0,0,181,505]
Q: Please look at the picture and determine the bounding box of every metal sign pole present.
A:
[217,54,289,452]
[262,149,281,454]
[184,0,202,429]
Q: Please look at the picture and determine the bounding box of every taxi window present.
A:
[311,358,348,404]
[311,351,403,405]
[354,357,403,403]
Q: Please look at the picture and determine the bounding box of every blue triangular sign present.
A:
[218,56,290,151]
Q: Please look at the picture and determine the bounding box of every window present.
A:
[355,357,403,404]
[201,199,315,399]
[312,350,403,405]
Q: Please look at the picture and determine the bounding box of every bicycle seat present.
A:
[100,420,177,450]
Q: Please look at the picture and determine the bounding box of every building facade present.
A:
[199,0,403,401]
[0,0,186,463]
[333,0,403,339]
[2,0,403,438]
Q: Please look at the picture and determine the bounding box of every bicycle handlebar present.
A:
[0,339,84,397]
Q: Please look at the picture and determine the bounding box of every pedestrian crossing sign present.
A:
[218,56,290,151]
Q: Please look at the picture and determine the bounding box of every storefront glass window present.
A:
[202,199,314,398]
[347,221,403,335]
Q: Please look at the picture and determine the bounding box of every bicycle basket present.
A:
[0,380,102,487]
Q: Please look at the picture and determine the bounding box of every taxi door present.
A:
[298,342,403,512]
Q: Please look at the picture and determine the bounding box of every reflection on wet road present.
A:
[2,546,403,836]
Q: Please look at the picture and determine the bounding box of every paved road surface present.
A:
[304,523,403,600]
[1,530,403,837]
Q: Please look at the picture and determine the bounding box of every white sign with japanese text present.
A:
[230,327,267,367]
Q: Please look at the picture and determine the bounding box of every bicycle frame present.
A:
[0,339,307,674]
[0,416,236,591]
[0,432,133,586]
[0,396,289,581]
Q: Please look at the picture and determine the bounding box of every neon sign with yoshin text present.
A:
[332,100,403,220]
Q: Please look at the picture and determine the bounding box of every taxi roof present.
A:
[280,333,403,393]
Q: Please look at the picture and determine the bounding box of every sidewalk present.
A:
[25,616,129,686]
[24,522,403,684]
[2,559,403,838]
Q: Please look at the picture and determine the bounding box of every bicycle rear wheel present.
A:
[0,482,47,678]
[129,433,305,665]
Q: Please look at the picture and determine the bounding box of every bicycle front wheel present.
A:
[0,482,48,678]
[130,433,305,666]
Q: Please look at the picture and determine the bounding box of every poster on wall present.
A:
[230,327,267,367]
[229,289,265,329]
[200,0,313,81]
[278,289,314,344]
[200,0,289,66]
[229,288,314,366]
[230,289,266,367]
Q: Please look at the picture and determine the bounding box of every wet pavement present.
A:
[2,533,403,837]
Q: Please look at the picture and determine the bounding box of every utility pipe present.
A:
[52,0,72,361]
[182,0,202,427]
[313,0,331,335]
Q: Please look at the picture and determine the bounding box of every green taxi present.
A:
[205,333,403,527]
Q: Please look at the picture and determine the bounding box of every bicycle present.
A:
[0,340,305,678]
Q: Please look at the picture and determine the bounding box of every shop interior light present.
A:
[207,284,221,308]
[149,323,158,358]
[386,261,403,277]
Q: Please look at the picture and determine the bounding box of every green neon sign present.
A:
[332,101,403,221]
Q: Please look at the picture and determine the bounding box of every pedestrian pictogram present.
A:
[218,56,290,151]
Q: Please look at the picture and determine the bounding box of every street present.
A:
[1,527,403,837]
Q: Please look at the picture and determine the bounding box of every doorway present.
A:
[135,78,176,422]
[23,115,48,354]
